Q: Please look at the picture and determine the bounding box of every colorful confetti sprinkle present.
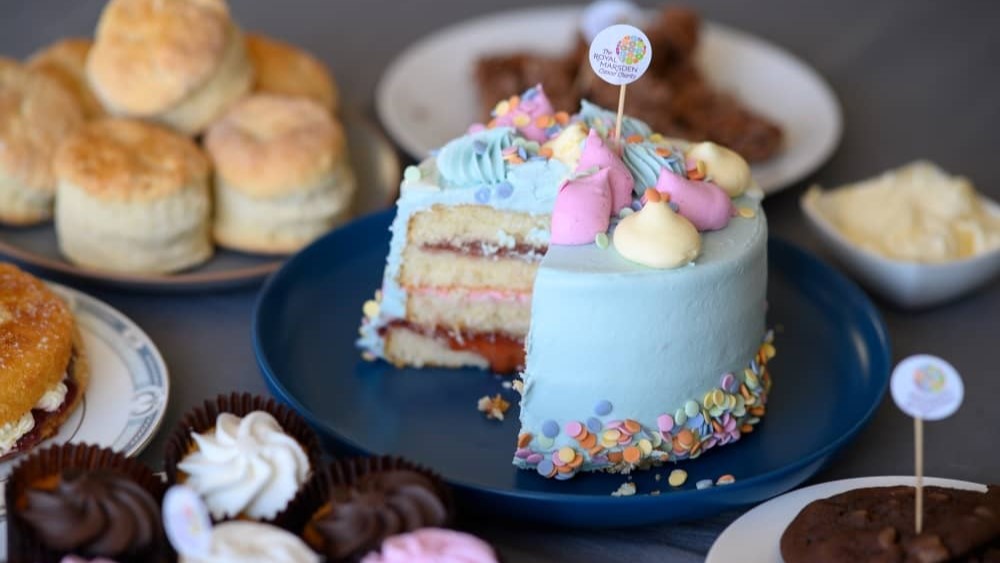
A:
[668,469,688,487]
[403,165,421,182]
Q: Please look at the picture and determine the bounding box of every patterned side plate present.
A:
[0,283,170,552]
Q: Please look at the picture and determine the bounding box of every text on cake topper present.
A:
[890,354,964,420]
[588,24,652,85]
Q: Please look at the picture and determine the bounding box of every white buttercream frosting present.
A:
[179,521,319,563]
[35,380,68,412]
[177,411,310,520]
[0,375,70,455]
[0,412,35,455]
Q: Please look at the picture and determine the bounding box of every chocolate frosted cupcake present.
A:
[5,443,169,563]
[164,392,322,526]
[296,456,453,562]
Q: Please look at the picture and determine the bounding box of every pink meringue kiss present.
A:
[576,128,634,213]
[550,168,612,245]
[361,528,498,563]
[654,168,733,231]
[493,85,555,143]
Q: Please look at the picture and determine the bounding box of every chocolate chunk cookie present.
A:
[781,485,1000,563]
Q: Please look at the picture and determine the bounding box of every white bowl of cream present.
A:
[801,161,1000,309]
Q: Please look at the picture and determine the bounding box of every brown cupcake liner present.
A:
[162,391,323,529]
[5,442,170,563]
[285,455,455,559]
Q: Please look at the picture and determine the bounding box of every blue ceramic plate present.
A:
[253,210,890,527]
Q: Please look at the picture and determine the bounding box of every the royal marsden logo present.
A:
[589,24,652,86]
[913,364,946,393]
[616,35,647,65]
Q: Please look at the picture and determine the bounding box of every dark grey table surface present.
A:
[3,0,999,561]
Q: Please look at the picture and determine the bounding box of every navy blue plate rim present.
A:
[252,209,890,508]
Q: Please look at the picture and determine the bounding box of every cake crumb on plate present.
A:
[477,394,510,420]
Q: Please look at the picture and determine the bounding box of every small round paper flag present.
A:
[890,354,964,421]
[588,24,653,86]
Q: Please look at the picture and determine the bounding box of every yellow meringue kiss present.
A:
[613,189,701,269]
[544,122,588,170]
[685,142,751,198]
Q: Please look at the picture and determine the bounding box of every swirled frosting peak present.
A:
[655,168,733,231]
[21,469,165,558]
[491,84,555,142]
[436,127,514,188]
[177,411,310,520]
[623,140,687,193]
[179,521,319,563]
[550,168,612,245]
[685,141,751,197]
[304,469,449,561]
[361,529,498,563]
[613,188,701,268]
[579,99,652,139]
[576,128,634,212]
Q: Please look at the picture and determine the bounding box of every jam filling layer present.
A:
[384,320,525,374]
[421,241,547,261]
[9,349,81,456]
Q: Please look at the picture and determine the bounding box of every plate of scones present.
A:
[0,0,400,291]
[0,263,169,550]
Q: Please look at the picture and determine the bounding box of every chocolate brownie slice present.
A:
[781,485,1000,563]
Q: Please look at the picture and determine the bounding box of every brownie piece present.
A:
[781,485,1000,563]
[474,53,580,117]
[472,4,784,162]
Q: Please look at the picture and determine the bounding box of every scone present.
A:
[204,94,356,254]
[0,263,89,461]
[26,37,105,119]
[0,57,84,226]
[87,0,253,135]
[53,118,213,274]
[246,33,339,113]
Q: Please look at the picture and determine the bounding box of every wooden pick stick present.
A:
[915,416,924,533]
[614,84,627,144]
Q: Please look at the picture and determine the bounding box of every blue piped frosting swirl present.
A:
[579,99,652,139]
[436,127,514,188]
[623,142,688,195]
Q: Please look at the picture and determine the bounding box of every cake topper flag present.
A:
[588,24,652,144]
[163,485,214,557]
[890,355,965,534]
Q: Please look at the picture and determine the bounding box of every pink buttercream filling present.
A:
[360,529,498,563]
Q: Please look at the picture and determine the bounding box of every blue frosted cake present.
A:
[359,86,774,479]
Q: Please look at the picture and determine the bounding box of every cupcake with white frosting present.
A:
[164,393,322,527]
[178,521,319,563]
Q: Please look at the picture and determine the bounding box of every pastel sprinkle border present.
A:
[514,330,775,480]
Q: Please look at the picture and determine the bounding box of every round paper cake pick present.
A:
[890,354,965,533]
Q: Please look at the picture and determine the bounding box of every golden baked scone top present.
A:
[88,0,233,115]
[54,118,210,201]
[0,57,84,192]
[246,33,338,113]
[205,94,345,197]
[0,264,74,426]
[26,38,105,120]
